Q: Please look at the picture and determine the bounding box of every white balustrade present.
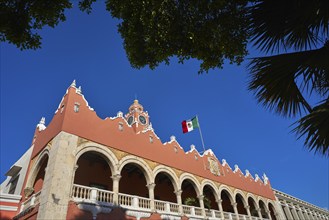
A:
[20,191,42,212]
[169,202,180,213]
[182,205,192,215]
[205,209,213,217]
[154,200,166,211]
[118,193,132,207]
[72,184,91,200]
[194,207,203,216]
[97,188,114,203]
[70,184,257,220]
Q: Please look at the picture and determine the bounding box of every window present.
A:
[8,175,19,194]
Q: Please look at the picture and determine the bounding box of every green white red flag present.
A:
[182,117,199,133]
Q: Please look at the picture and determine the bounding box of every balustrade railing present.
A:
[71,184,257,220]
[194,207,203,216]
[182,204,192,215]
[20,191,41,212]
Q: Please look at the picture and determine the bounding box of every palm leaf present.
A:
[249,0,329,53]
[292,99,329,156]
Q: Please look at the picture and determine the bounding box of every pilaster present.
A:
[37,132,78,220]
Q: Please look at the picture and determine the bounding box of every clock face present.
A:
[127,116,133,125]
[139,115,146,124]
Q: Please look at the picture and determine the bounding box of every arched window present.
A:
[74,151,112,190]
[154,172,176,203]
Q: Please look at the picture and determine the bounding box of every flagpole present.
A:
[196,115,207,170]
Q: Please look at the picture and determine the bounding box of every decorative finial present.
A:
[170,135,176,141]
[234,165,239,172]
[245,169,250,176]
[71,79,76,87]
[262,173,269,185]
[37,117,46,131]
[77,86,82,94]
[222,159,227,166]
[190,144,196,151]
[40,117,45,125]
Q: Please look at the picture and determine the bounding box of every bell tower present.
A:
[125,100,150,133]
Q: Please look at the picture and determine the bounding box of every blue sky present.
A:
[1,2,328,210]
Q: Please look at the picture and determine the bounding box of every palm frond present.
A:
[292,99,329,156]
[249,0,329,53]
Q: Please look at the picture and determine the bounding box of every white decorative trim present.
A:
[77,202,112,219]
[0,205,18,211]
[0,193,21,200]
[126,210,151,219]
[160,214,181,220]
[0,198,21,203]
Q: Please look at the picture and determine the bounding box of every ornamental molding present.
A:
[110,148,129,161]
[126,210,151,219]
[144,159,159,171]
[77,137,90,147]
[77,202,113,219]
[172,168,183,178]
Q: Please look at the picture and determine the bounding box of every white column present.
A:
[111,174,121,205]
[217,199,225,220]
[197,194,206,216]
[256,208,263,220]
[232,202,240,219]
[290,206,300,220]
[244,205,252,219]
[297,207,305,220]
[174,189,183,214]
[266,210,272,220]
[147,183,156,211]
[282,204,293,220]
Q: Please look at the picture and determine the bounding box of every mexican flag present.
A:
[182,117,199,133]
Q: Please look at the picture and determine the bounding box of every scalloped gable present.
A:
[30,82,276,200]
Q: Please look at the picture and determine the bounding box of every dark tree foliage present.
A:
[106,0,249,73]
[0,0,72,49]
[248,0,329,156]
[1,0,328,156]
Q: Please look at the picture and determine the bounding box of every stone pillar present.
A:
[297,208,305,220]
[147,183,156,211]
[232,202,239,219]
[111,174,121,205]
[36,132,78,220]
[216,199,225,220]
[197,194,206,216]
[175,189,183,214]
[265,210,272,220]
[256,208,263,220]
[244,205,252,220]
[282,204,293,220]
[290,206,300,220]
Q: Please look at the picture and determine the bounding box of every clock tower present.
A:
[125,99,150,133]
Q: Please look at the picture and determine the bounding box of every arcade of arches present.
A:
[71,151,277,220]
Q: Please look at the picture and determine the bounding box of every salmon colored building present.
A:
[1,81,328,220]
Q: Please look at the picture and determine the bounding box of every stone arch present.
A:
[218,185,234,203]
[25,147,50,193]
[118,155,153,185]
[267,200,278,220]
[179,173,202,196]
[246,193,259,207]
[234,190,248,215]
[258,198,269,219]
[75,143,118,175]
[219,185,235,213]
[201,180,219,210]
[247,194,260,217]
[153,165,179,192]
[233,189,248,206]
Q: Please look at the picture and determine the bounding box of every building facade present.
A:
[1,81,328,220]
